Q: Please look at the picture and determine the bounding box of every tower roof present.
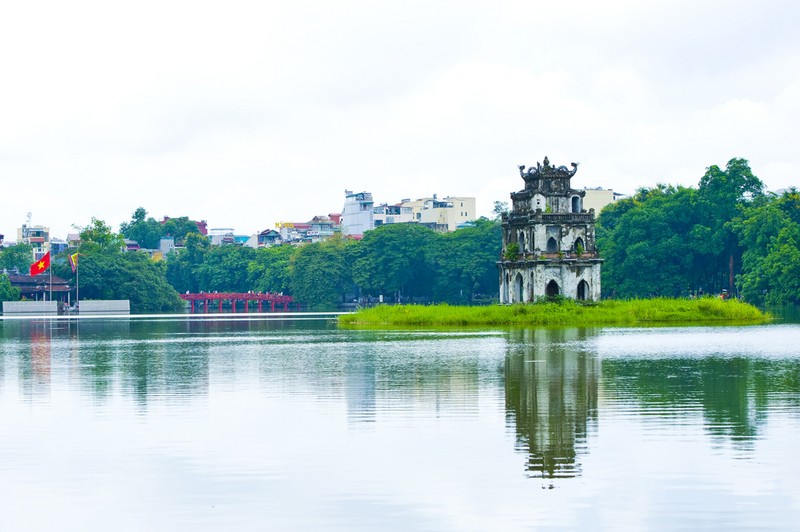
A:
[518,156,578,185]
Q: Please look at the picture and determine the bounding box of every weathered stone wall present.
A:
[498,260,602,303]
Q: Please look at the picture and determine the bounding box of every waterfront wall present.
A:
[79,300,130,314]
[2,301,59,314]
[2,300,131,315]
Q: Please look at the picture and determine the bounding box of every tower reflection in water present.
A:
[505,328,599,479]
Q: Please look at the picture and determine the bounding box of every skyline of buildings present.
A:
[2,188,623,260]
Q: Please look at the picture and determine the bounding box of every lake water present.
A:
[1,314,799,531]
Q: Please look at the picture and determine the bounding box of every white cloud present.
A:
[1,0,799,236]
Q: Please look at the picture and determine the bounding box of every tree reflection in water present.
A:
[602,356,800,451]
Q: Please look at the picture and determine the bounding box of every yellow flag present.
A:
[69,253,79,273]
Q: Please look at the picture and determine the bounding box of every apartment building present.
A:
[401,195,476,232]
[17,223,50,261]
[581,187,627,215]
[341,191,375,237]
[373,203,414,227]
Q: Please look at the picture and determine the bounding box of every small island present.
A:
[338,298,770,327]
[341,157,769,328]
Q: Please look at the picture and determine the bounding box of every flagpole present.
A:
[76,258,79,311]
[49,261,52,302]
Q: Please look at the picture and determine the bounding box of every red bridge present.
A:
[180,292,296,313]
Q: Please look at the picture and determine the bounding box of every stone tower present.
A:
[498,157,602,303]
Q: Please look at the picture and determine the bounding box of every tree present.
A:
[195,245,256,292]
[596,159,767,299]
[0,274,20,301]
[695,158,765,293]
[291,236,356,309]
[162,217,201,243]
[734,190,800,305]
[757,224,800,305]
[166,232,211,293]
[352,223,437,301]
[248,245,296,294]
[492,201,509,220]
[77,218,126,254]
[597,185,700,298]
[0,243,33,273]
[78,252,183,312]
[120,207,163,249]
[64,218,183,312]
[427,218,501,302]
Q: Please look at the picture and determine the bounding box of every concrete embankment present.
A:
[1,300,131,315]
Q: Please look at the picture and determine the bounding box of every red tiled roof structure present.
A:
[6,274,72,299]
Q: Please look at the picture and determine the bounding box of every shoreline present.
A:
[338,298,770,327]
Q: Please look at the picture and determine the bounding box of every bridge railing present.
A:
[179,292,296,312]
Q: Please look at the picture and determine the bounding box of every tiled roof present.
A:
[7,274,70,286]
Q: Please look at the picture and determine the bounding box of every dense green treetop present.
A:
[352,223,437,299]
[196,245,256,293]
[598,185,698,298]
[162,217,202,243]
[248,245,295,295]
[166,232,211,293]
[120,208,204,249]
[0,243,33,273]
[596,158,794,304]
[120,208,163,249]
[427,218,501,302]
[734,189,800,305]
[77,218,126,254]
[291,235,356,309]
[0,274,21,301]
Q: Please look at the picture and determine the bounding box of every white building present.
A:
[342,191,477,236]
[373,203,414,227]
[159,237,176,255]
[341,191,374,237]
[208,228,236,246]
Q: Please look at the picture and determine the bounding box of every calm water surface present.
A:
[1,315,799,531]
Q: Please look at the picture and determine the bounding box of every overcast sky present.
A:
[2,0,798,239]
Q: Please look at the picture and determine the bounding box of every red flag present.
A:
[30,252,51,276]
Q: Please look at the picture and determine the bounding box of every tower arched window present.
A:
[546,280,560,297]
[577,280,589,300]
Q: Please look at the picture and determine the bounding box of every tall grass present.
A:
[338,298,769,327]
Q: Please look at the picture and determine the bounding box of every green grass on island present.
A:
[338,298,770,327]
